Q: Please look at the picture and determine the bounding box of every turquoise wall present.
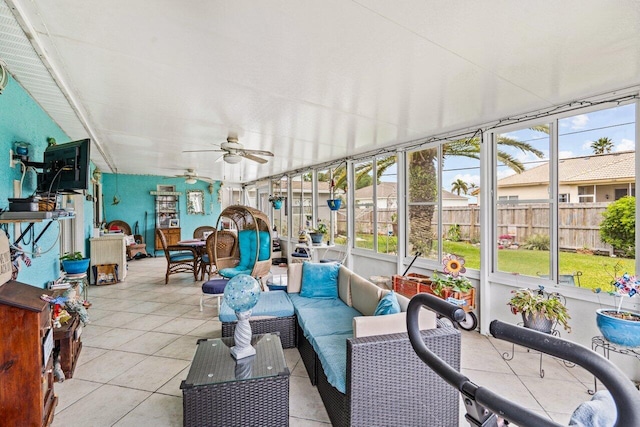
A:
[0,75,89,288]
[101,173,221,254]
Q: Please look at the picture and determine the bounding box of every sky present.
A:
[445,103,636,204]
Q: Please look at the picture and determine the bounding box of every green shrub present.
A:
[447,224,461,242]
[521,234,550,251]
[600,196,635,257]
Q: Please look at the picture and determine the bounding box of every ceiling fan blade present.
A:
[241,148,274,157]
[182,149,224,153]
[241,153,268,164]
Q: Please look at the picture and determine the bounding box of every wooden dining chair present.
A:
[199,232,217,281]
[193,225,215,240]
[155,228,198,284]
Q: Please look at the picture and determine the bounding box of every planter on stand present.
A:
[309,232,324,244]
[271,199,282,210]
[596,309,640,347]
[522,312,554,334]
[61,258,90,275]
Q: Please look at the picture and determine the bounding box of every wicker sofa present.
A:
[287,263,461,427]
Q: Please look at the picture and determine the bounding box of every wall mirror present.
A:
[187,190,205,215]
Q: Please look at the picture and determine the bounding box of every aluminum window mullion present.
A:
[550,121,559,282]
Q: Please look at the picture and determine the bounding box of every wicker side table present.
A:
[181,333,290,427]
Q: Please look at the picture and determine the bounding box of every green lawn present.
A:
[347,235,635,291]
[443,241,635,291]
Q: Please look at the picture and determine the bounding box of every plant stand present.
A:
[589,336,640,394]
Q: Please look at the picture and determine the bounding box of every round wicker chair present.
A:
[214,205,272,279]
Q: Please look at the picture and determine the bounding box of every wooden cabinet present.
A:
[0,281,57,426]
[155,227,181,249]
[89,234,127,283]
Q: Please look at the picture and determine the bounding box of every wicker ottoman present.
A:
[220,290,297,348]
[181,333,290,427]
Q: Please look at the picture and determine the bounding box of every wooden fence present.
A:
[353,203,614,254]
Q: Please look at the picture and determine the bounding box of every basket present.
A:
[38,198,56,211]
[392,273,435,298]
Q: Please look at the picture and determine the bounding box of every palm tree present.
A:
[591,137,614,154]
[451,179,469,195]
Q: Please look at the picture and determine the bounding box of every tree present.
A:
[600,196,635,257]
[451,179,469,195]
[591,137,614,154]
[468,183,480,196]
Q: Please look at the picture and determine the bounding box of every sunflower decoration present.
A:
[443,254,466,277]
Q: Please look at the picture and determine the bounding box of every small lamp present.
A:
[223,274,261,359]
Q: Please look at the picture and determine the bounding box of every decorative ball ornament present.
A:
[223,274,262,359]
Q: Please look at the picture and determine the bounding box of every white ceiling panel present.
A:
[2,0,640,183]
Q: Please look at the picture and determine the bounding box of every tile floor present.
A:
[51,256,597,426]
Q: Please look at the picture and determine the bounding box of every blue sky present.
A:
[445,103,636,203]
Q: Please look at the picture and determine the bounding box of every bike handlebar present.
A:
[407,293,640,427]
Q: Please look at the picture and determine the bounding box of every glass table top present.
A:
[182,333,288,388]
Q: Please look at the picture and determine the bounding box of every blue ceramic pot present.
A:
[62,258,90,274]
[272,200,282,209]
[596,309,640,347]
[327,199,341,210]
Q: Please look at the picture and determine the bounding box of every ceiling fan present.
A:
[182,136,275,164]
[171,169,214,184]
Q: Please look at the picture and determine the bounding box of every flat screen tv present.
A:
[38,139,91,194]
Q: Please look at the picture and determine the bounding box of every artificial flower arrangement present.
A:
[594,269,640,319]
[431,254,473,297]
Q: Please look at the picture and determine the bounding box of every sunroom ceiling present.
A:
[2,0,640,183]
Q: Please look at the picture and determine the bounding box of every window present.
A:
[491,102,636,289]
[407,146,439,261]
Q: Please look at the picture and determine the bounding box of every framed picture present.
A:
[169,218,180,228]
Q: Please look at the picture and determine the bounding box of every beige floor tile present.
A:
[289,417,332,426]
[82,327,146,350]
[73,350,148,383]
[154,335,200,360]
[51,384,151,427]
[462,369,544,411]
[116,331,181,355]
[185,319,222,337]
[80,324,112,339]
[76,346,108,366]
[156,366,190,397]
[89,311,146,328]
[284,347,302,372]
[84,307,111,322]
[289,375,330,423]
[179,305,218,320]
[150,303,194,317]
[54,378,102,413]
[109,355,190,392]
[121,301,170,314]
[152,317,206,334]
[523,376,592,414]
[548,411,574,425]
[113,393,183,427]
[461,341,512,374]
[121,314,174,331]
[504,351,579,381]
[291,359,310,379]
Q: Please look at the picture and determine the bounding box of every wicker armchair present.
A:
[106,220,148,260]
[193,225,215,240]
[156,228,198,284]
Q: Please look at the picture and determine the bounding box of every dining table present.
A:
[178,239,207,279]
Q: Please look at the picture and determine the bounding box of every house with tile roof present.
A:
[497,151,635,203]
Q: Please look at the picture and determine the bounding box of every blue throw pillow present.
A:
[374,291,401,316]
[300,262,340,299]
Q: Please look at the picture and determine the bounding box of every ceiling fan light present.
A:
[224,153,242,164]
[185,177,197,184]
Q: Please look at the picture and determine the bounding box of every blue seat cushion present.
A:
[219,290,294,322]
[219,267,252,278]
[297,304,359,342]
[291,252,310,258]
[315,334,351,394]
[289,293,350,310]
[258,231,271,261]
[169,252,195,262]
[201,254,210,263]
[202,278,229,295]
[237,230,257,270]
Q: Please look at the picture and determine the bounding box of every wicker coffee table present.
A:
[181,333,290,426]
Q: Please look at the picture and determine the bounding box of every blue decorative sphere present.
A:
[223,274,261,312]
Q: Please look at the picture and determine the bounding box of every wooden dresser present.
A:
[0,281,57,426]
[155,227,181,250]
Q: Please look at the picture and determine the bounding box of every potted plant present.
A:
[429,254,477,331]
[594,270,640,347]
[269,195,284,210]
[60,251,90,274]
[309,222,328,244]
[508,287,571,333]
